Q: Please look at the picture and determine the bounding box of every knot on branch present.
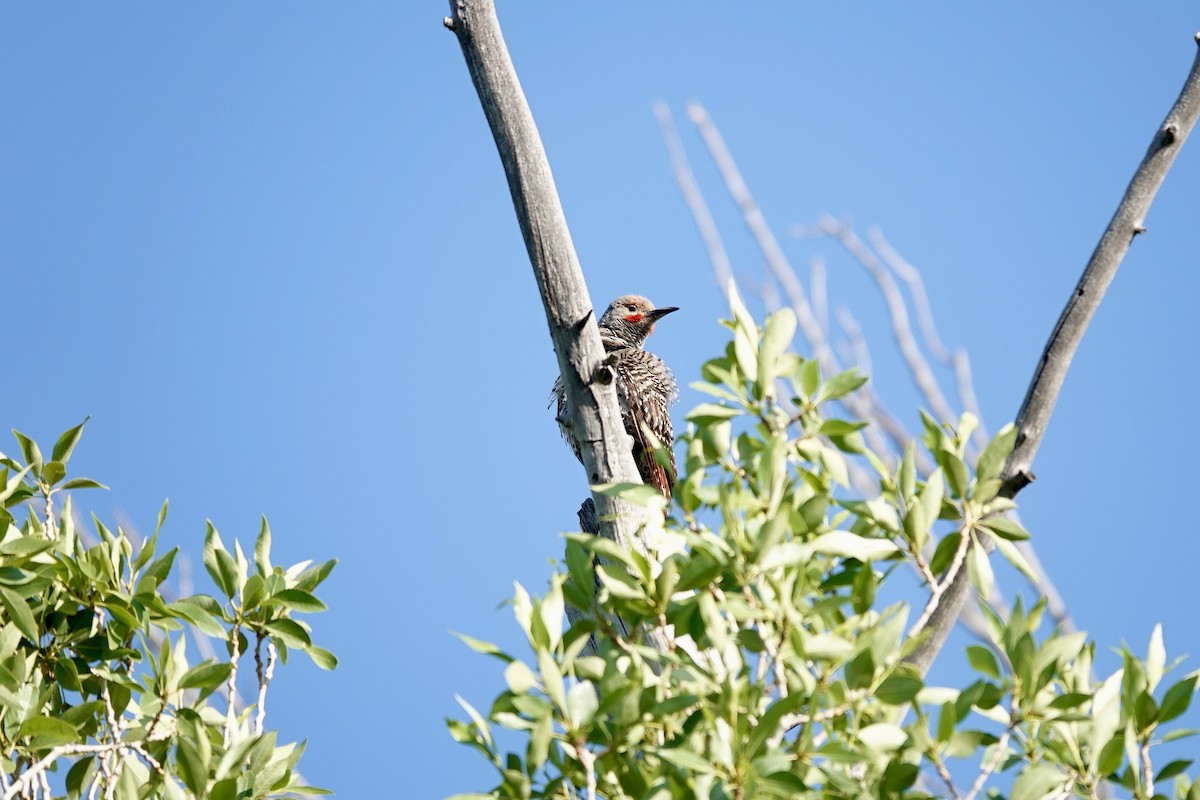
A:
[1159,123,1179,148]
[443,16,456,31]
[571,309,595,332]
[1000,469,1035,498]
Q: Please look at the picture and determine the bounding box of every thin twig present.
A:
[810,255,828,337]
[255,636,278,735]
[654,102,734,293]
[908,528,971,639]
[810,216,966,454]
[962,706,1016,800]
[688,103,834,371]
[929,750,961,800]
[225,622,241,747]
[869,226,990,450]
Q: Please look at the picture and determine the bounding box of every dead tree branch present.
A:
[654,102,735,294]
[447,0,672,651]
[905,34,1200,676]
[867,227,989,451]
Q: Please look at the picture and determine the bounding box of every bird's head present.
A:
[598,295,678,348]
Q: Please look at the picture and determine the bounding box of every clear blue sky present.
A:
[3,4,1198,797]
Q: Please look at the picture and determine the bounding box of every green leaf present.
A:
[504,660,538,694]
[305,645,338,670]
[565,680,598,729]
[758,308,796,397]
[272,589,327,613]
[940,451,969,498]
[727,281,759,386]
[819,419,868,436]
[0,465,33,504]
[1155,759,1192,781]
[596,565,646,601]
[180,662,232,691]
[1146,623,1165,692]
[263,619,312,648]
[809,530,899,561]
[967,645,1001,680]
[876,668,923,705]
[242,574,266,612]
[51,418,90,463]
[1159,674,1197,723]
[936,701,957,742]
[203,522,236,598]
[928,531,961,576]
[537,649,566,712]
[917,469,944,532]
[0,537,54,558]
[156,498,169,535]
[976,423,1017,483]
[18,715,79,747]
[167,600,225,637]
[451,632,512,662]
[591,482,668,510]
[967,539,994,599]
[42,461,66,486]
[798,358,820,397]
[11,430,43,476]
[859,723,907,753]
[992,536,1038,583]
[656,745,713,773]
[255,516,272,577]
[684,403,742,423]
[819,369,868,402]
[0,586,37,640]
[65,757,95,799]
[528,711,552,775]
[898,444,916,499]
[845,649,876,690]
[454,695,493,749]
[978,516,1030,541]
[59,478,107,491]
[1010,762,1065,800]
[176,739,207,796]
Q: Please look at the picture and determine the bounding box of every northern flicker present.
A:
[552,295,679,497]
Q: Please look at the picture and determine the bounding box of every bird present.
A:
[552,295,679,498]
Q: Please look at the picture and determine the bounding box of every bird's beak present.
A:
[647,306,679,322]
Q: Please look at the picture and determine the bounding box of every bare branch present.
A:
[684,104,906,471]
[834,306,922,467]
[653,102,735,294]
[254,635,278,736]
[810,216,963,450]
[869,227,990,449]
[810,255,828,336]
[951,350,987,446]
[867,227,953,365]
[687,103,834,371]
[905,34,1200,677]
[447,2,662,559]
[224,621,241,747]
[962,703,1017,800]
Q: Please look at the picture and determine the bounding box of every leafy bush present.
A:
[450,292,1197,800]
[0,422,335,799]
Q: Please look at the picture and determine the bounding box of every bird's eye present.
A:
[627,305,637,312]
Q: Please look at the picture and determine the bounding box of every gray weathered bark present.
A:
[445,1,668,647]
[905,34,1200,676]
